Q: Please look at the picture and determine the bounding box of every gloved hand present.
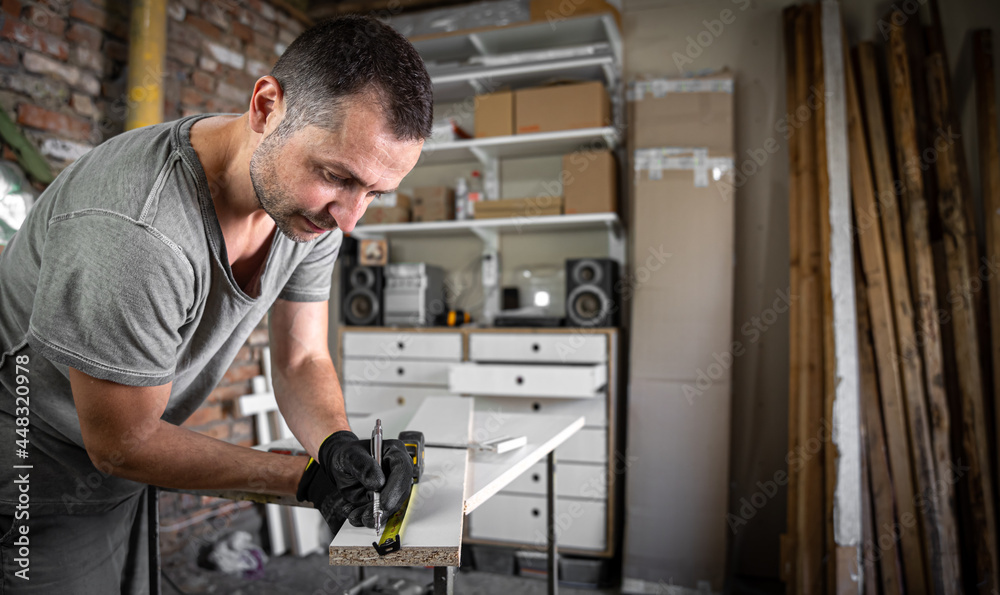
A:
[318,431,414,529]
[295,458,348,534]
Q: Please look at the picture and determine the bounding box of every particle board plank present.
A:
[782,4,802,587]
[973,28,1000,510]
[884,20,939,593]
[793,6,826,592]
[850,40,958,595]
[329,396,473,567]
[926,52,1000,594]
[820,5,861,592]
[856,263,904,595]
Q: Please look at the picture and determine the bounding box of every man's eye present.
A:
[370,192,383,200]
[324,172,346,184]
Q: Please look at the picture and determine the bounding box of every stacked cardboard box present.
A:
[412,186,456,222]
[361,193,411,225]
[475,91,514,138]
[562,150,617,214]
[473,196,562,219]
[515,81,610,134]
[622,71,735,590]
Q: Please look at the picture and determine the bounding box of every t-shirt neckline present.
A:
[173,113,279,304]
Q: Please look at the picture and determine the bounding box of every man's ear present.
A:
[248,76,285,136]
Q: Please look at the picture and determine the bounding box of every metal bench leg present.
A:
[149,485,161,595]
[434,566,455,594]
[547,450,558,595]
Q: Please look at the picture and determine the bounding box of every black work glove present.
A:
[296,458,349,535]
[318,431,415,529]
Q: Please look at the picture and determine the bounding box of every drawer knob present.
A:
[532,473,540,482]
[531,343,540,352]
[516,376,524,385]
[397,342,405,350]
[531,508,540,517]
[532,403,541,411]
[396,396,405,406]
[397,367,405,376]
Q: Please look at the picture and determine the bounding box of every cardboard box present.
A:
[629,157,735,380]
[475,91,514,138]
[369,192,411,210]
[361,206,410,225]
[627,72,734,154]
[530,0,621,28]
[473,196,563,219]
[411,186,455,222]
[515,82,610,134]
[562,150,617,214]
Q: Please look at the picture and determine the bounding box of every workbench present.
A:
[160,396,584,595]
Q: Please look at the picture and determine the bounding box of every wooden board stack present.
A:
[781,2,1000,593]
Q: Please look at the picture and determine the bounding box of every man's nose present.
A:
[330,189,370,234]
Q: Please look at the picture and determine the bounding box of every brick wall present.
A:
[1,0,308,558]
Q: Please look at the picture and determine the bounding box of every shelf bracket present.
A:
[470,148,501,200]
[606,220,625,266]
[468,33,489,56]
[470,226,500,325]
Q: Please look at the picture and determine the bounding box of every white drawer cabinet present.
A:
[469,333,607,364]
[339,328,620,557]
[343,359,453,387]
[501,461,607,499]
[343,385,446,415]
[343,331,462,361]
[470,494,607,551]
[473,395,608,427]
[449,363,607,398]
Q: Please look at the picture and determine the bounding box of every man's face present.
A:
[249,99,423,242]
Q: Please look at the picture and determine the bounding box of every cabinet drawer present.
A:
[470,494,606,551]
[473,395,607,427]
[560,428,607,463]
[342,359,452,386]
[343,385,447,415]
[449,363,607,398]
[342,332,463,361]
[501,462,607,499]
[469,333,606,364]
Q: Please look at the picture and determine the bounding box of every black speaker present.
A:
[341,264,383,326]
[565,258,619,327]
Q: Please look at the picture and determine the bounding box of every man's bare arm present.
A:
[69,367,307,495]
[268,298,352,459]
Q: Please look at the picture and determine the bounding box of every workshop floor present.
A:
[161,551,620,595]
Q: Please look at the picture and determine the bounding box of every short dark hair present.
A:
[269,15,433,142]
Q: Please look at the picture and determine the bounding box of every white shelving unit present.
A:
[365,13,625,325]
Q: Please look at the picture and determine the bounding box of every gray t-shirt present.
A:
[0,114,342,513]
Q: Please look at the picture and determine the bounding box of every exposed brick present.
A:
[166,3,185,21]
[77,70,99,94]
[26,5,66,35]
[72,45,103,73]
[245,43,273,64]
[70,92,94,116]
[191,69,214,92]
[277,27,295,47]
[251,29,273,50]
[222,362,260,384]
[205,382,247,405]
[0,41,16,67]
[17,103,91,141]
[171,44,197,66]
[247,327,269,345]
[179,85,203,107]
[166,20,200,50]
[246,0,276,22]
[2,19,70,61]
[185,14,222,40]
[23,50,80,84]
[231,20,252,43]
[178,0,199,13]
[216,80,248,104]
[204,97,242,114]
[245,58,268,79]
[201,1,228,30]
[69,0,126,39]
[65,22,101,51]
[104,39,127,63]
[204,40,243,69]
[0,71,69,106]
[1,0,20,20]
[223,67,254,90]
[198,55,218,73]
[182,402,226,427]
[181,107,203,117]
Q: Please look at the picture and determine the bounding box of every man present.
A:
[0,15,431,592]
